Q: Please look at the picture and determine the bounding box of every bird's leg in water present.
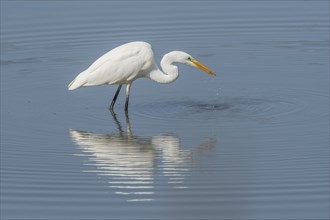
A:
[124,110,132,136]
[109,85,122,111]
[109,109,125,134]
[125,83,132,111]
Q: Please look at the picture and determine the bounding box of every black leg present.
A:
[109,85,122,111]
[124,110,132,135]
[109,109,124,134]
[125,83,132,112]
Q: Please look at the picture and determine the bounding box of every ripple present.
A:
[69,129,216,202]
[2,1,329,219]
[133,88,328,129]
[2,1,328,53]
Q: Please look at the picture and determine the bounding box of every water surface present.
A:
[1,1,329,219]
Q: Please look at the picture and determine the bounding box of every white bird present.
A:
[68,41,215,111]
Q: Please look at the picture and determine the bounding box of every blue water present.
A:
[1,1,329,219]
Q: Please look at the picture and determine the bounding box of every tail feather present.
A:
[68,72,87,90]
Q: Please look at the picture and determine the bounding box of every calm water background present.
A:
[1,1,329,219]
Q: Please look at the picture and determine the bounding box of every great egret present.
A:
[68,41,215,111]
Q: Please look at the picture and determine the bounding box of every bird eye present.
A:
[187,57,192,61]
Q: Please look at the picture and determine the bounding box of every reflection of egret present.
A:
[68,41,215,111]
[70,112,216,202]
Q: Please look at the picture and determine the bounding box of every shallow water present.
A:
[1,1,329,219]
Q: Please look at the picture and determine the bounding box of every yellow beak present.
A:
[192,59,216,76]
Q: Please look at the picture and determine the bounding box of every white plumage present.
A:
[68,41,215,111]
[68,42,153,89]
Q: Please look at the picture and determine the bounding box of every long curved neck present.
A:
[148,52,179,84]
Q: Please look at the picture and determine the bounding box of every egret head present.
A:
[186,56,216,76]
[168,51,216,76]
